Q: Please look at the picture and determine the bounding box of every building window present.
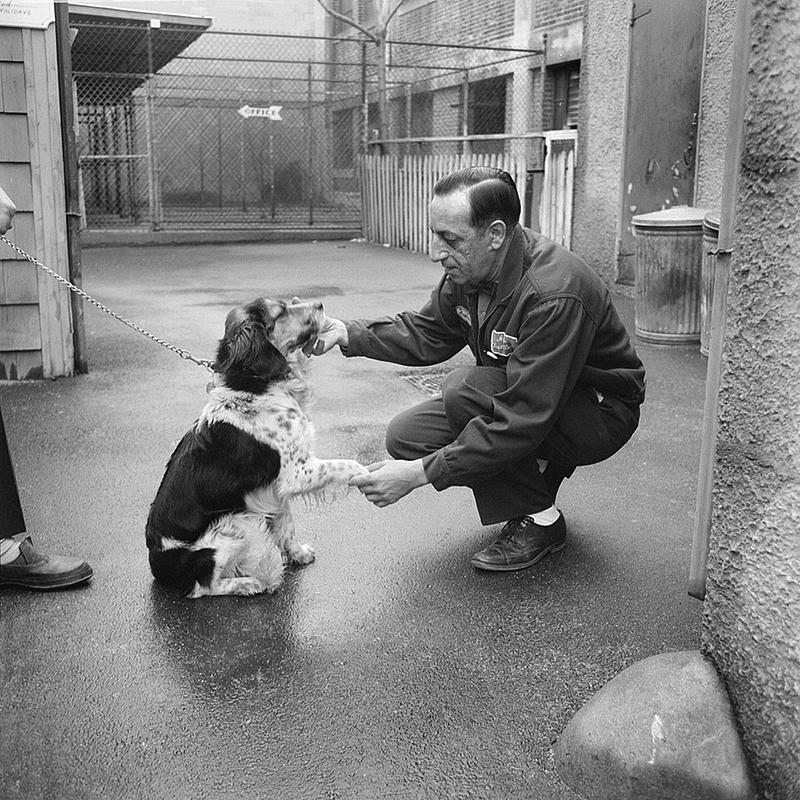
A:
[549,61,580,130]
[410,91,432,138]
[468,75,507,155]
[469,75,507,136]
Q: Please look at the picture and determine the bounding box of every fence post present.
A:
[460,71,470,158]
[145,24,163,231]
[54,1,88,374]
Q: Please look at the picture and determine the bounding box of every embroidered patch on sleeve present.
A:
[490,330,518,357]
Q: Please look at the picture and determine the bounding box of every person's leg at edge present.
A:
[0,405,93,590]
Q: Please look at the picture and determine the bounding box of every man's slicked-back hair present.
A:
[433,166,521,230]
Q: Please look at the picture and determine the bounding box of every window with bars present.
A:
[468,74,507,155]
[469,75,507,136]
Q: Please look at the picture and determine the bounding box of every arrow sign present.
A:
[238,104,283,121]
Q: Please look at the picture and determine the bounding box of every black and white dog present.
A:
[146,297,368,598]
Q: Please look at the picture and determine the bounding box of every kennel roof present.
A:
[69,3,212,105]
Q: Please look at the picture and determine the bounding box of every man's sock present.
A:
[0,537,22,565]
[526,506,560,526]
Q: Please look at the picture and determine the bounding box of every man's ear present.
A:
[487,219,507,250]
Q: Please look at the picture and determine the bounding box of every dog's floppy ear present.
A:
[215,304,288,386]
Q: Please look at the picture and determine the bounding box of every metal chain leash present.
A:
[0,235,214,372]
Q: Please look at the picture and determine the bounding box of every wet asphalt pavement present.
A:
[0,239,705,799]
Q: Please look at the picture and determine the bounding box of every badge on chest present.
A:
[489,329,518,358]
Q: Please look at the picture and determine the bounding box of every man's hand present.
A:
[309,314,348,356]
[350,459,428,507]
[291,296,348,356]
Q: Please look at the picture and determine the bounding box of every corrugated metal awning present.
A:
[68,3,212,104]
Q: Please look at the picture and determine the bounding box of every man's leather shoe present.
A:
[0,538,93,589]
[471,513,566,572]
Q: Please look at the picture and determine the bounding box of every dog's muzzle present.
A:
[294,301,325,354]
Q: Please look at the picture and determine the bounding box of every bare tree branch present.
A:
[315,0,378,43]
[315,0,406,147]
[379,0,406,30]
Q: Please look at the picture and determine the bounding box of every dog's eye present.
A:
[269,302,288,320]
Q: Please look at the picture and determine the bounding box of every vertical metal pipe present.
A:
[125,99,136,222]
[361,41,369,154]
[461,70,470,157]
[240,113,247,212]
[405,82,411,159]
[217,109,223,210]
[688,0,753,600]
[307,62,314,226]
[112,105,122,217]
[199,122,205,205]
[269,121,275,220]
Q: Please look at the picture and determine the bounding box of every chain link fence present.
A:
[71,20,543,233]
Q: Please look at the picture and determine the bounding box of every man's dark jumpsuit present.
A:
[343,226,646,524]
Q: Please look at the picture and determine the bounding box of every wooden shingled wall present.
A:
[1,23,73,380]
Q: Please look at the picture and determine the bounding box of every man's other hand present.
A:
[350,459,428,507]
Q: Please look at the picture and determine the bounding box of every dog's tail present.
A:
[149,546,216,596]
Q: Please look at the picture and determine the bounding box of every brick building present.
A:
[325,0,582,162]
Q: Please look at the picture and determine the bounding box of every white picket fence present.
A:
[540,130,578,250]
[359,132,577,254]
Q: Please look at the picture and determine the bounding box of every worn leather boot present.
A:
[471,513,566,572]
[0,537,93,589]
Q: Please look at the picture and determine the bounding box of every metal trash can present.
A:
[700,212,721,356]
[631,206,708,344]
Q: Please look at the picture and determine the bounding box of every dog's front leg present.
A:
[283,456,369,499]
[270,503,315,565]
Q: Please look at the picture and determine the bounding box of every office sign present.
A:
[238,105,283,121]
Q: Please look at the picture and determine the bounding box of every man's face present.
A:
[428,189,498,286]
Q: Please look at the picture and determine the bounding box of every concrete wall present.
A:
[694,0,736,211]
[571,0,629,286]
[702,1,800,797]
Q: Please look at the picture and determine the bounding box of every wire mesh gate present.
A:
[70,21,548,236]
[71,24,363,232]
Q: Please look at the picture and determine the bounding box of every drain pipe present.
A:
[688,0,752,600]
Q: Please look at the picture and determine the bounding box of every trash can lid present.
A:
[703,211,721,232]
[632,205,709,228]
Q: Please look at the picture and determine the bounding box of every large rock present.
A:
[554,651,756,800]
